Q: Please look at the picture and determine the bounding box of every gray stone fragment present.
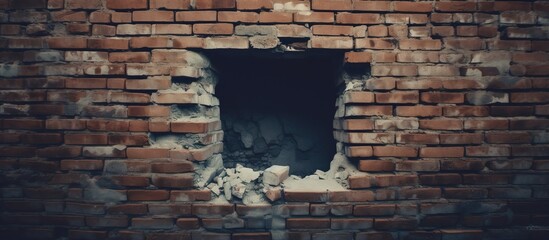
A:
[250,35,280,49]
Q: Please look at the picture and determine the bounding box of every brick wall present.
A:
[1,0,549,239]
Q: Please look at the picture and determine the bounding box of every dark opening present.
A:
[208,50,343,176]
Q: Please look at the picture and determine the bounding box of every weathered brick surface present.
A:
[0,0,548,238]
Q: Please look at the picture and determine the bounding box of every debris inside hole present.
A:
[210,51,342,176]
[194,142,362,205]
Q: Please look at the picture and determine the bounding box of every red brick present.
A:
[171,120,221,133]
[295,12,334,23]
[132,218,174,229]
[126,77,171,90]
[511,92,549,103]
[372,65,418,76]
[463,174,510,185]
[127,106,170,117]
[86,216,129,227]
[336,13,382,24]
[112,12,132,23]
[0,133,21,143]
[510,119,549,130]
[60,160,103,170]
[287,218,330,229]
[51,10,87,21]
[346,146,373,157]
[88,39,129,50]
[374,218,417,230]
[336,119,374,131]
[46,119,86,130]
[87,119,129,132]
[192,204,234,216]
[445,38,483,50]
[65,134,108,145]
[420,147,464,158]
[348,175,372,189]
[11,0,47,9]
[111,176,150,187]
[396,133,439,144]
[486,132,531,144]
[151,162,193,173]
[47,37,87,49]
[218,11,258,23]
[466,146,510,157]
[127,148,169,159]
[376,91,419,103]
[311,36,353,49]
[394,1,432,13]
[396,160,440,172]
[109,134,149,146]
[387,13,428,24]
[331,218,373,230]
[65,78,106,89]
[353,1,391,11]
[421,92,464,104]
[444,188,487,199]
[171,190,212,201]
[420,173,462,185]
[195,0,235,9]
[259,12,292,23]
[435,1,476,12]
[68,230,107,240]
[464,119,508,130]
[127,190,169,201]
[374,175,418,187]
[90,12,111,23]
[0,146,36,157]
[0,91,45,102]
[193,23,234,35]
[369,25,389,37]
[107,0,148,9]
[176,218,199,229]
[3,119,42,129]
[282,191,327,203]
[109,52,150,63]
[441,160,484,171]
[66,0,102,9]
[108,204,148,214]
[396,106,441,117]
[479,1,531,11]
[133,11,174,22]
[130,37,170,48]
[236,0,272,10]
[176,11,217,22]
[312,0,352,11]
[36,146,82,158]
[153,24,192,35]
[149,120,170,132]
[150,0,190,9]
[444,106,489,117]
[373,146,418,157]
[152,174,193,188]
[440,133,483,145]
[354,204,395,217]
[92,25,116,36]
[344,51,372,63]
[356,38,396,49]
[359,160,395,172]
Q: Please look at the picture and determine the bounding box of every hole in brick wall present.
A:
[207,50,344,176]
